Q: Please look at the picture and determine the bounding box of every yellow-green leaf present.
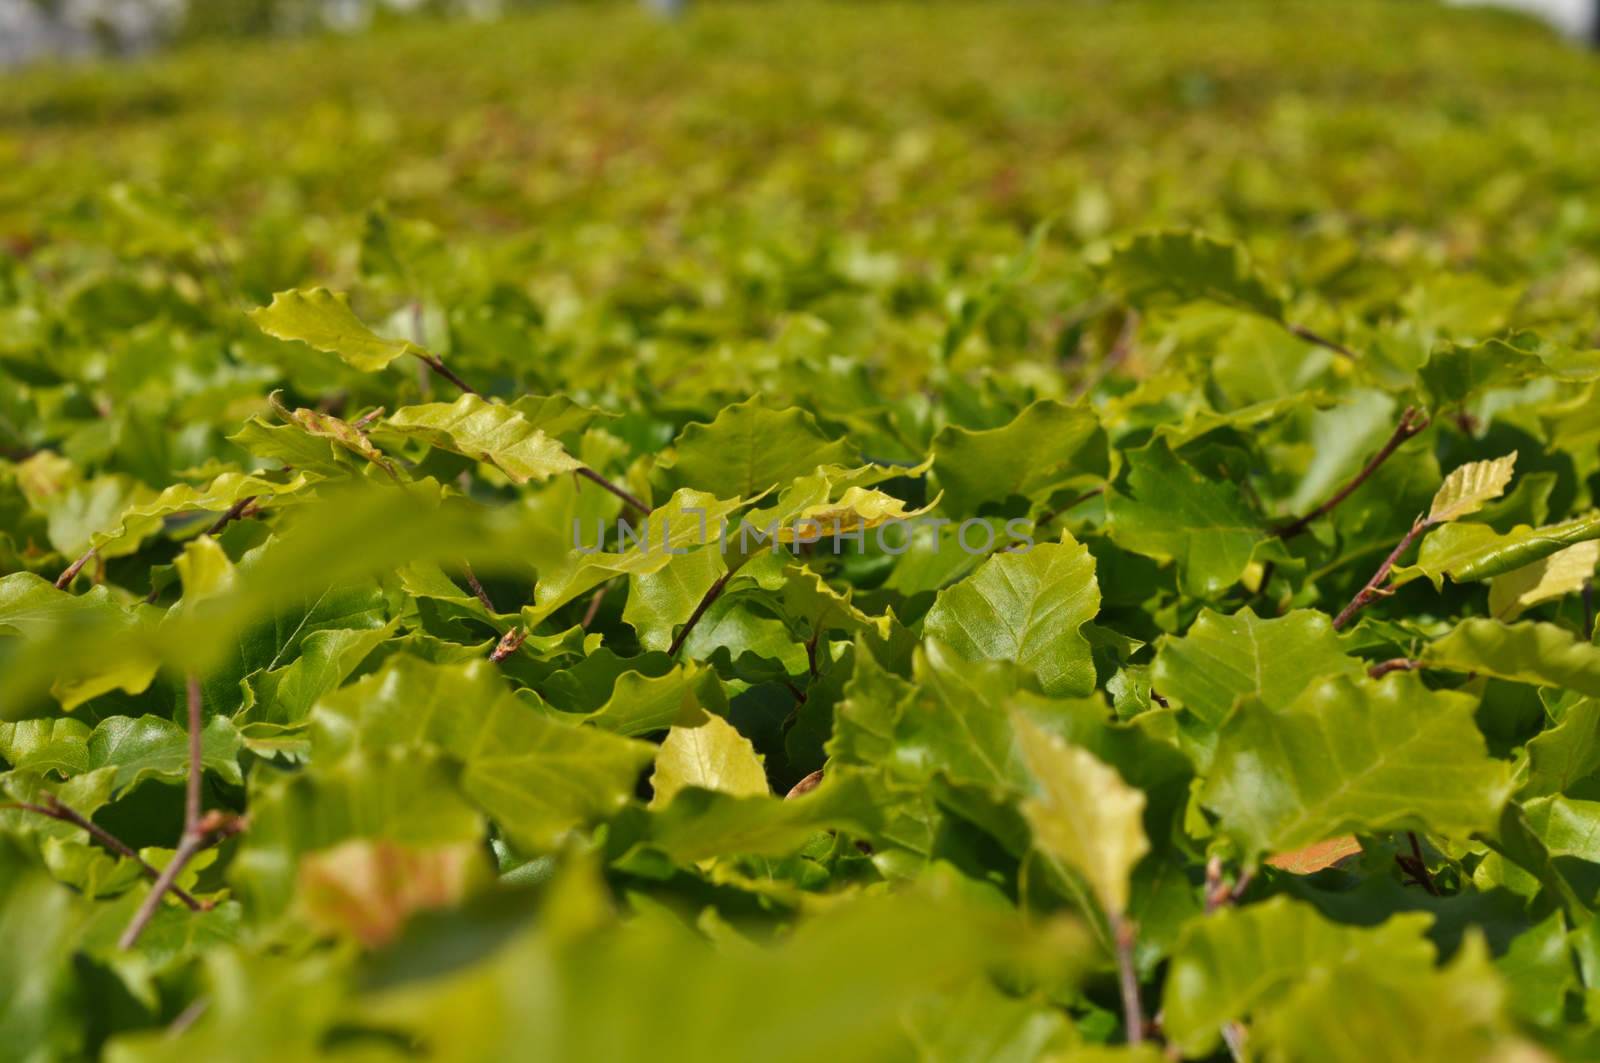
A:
[1428,452,1517,524]
[1014,713,1147,914]
[251,288,421,372]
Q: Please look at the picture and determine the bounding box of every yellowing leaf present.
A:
[1429,452,1517,524]
[268,393,398,476]
[174,536,236,611]
[1014,714,1147,914]
[296,838,484,948]
[650,710,769,808]
[251,288,421,372]
[1266,835,1362,874]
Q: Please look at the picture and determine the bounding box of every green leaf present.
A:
[1014,713,1147,914]
[250,288,420,372]
[930,399,1107,516]
[1495,911,1573,1029]
[89,471,310,555]
[642,767,883,863]
[1095,230,1284,319]
[1253,930,1509,1062]
[383,393,582,484]
[527,489,745,624]
[240,620,399,727]
[1404,510,1600,587]
[577,662,725,737]
[312,655,655,850]
[1422,619,1600,697]
[923,532,1100,697]
[1163,896,1436,1056]
[1151,606,1362,727]
[1523,699,1600,798]
[1523,794,1600,862]
[87,714,243,795]
[0,572,161,714]
[649,709,769,808]
[1105,439,1269,598]
[0,838,86,1061]
[1203,672,1511,858]
[656,397,857,499]
[0,718,91,775]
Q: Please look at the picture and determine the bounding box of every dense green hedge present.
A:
[4,2,1600,1059]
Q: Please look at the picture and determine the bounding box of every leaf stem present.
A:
[489,626,527,663]
[1286,322,1357,360]
[1396,831,1441,896]
[117,812,246,950]
[206,495,258,537]
[1367,657,1422,679]
[414,352,481,397]
[1277,407,1429,539]
[1112,914,1145,1046]
[54,548,96,590]
[581,585,609,629]
[1331,514,1434,630]
[184,673,203,831]
[461,561,497,613]
[1202,855,1254,913]
[6,798,202,911]
[575,466,652,516]
[118,673,246,950]
[668,569,734,658]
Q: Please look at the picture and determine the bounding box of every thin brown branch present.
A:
[1277,407,1430,539]
[1368,657,1422,679]
[1395,832,1441,897]
[415,352,481,397]
[489,626,527,663]
[805,631,820,678]
[1287,322,1357,360]
[184,673,203,832]
[1331,514,1433,630]
[575,466,652,516]
[166,998,209,1037]
[117,811,245,950]
[1112,914,1145,1046]
[351,406,386,430]
[580,585,608,629]
[461,561,497,613]
[206,495,258,537]
[55,548,95,590]
[1202,856,1254,914]
[667,570,733,658]
[1221,1022,1249,1063]
[995,486,1106,554]
[6,798,202,910]
[119,672,234,950]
